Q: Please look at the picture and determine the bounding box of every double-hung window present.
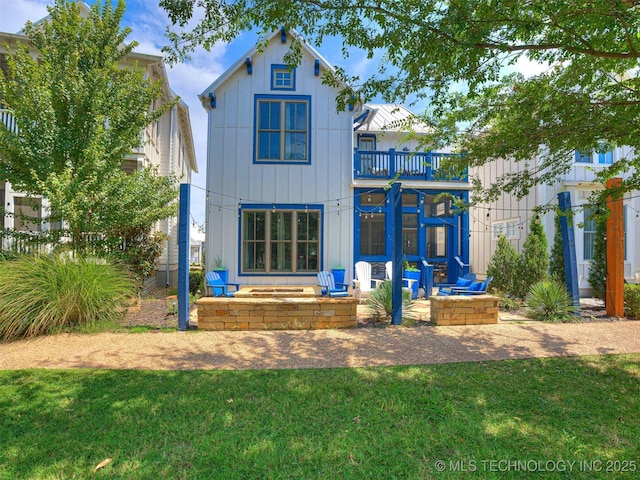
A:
[255,95,311,164]
[583,206,596,260]
[242,206,321,274]
[492,219,519,240]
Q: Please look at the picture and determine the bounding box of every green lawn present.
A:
[1,354,639,479]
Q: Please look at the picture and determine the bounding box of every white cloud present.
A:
[0,0,50,32]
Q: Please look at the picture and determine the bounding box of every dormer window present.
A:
[271,64,295,90]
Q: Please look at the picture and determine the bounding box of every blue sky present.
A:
[0,0,384,227]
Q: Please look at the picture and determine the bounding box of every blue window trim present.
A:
[253,94,312,165]
[238,203,324,277]
[357,133,377,150]
[574,150,592,163]
[270,64,296,91]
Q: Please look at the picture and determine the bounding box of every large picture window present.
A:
[255,95,311,164]
[242,207,320,273]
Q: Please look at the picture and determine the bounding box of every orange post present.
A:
[605,178,624,317]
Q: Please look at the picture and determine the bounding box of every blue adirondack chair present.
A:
[205,271,240,297]
[456,276,493,295]
[437,273,477,296]
[317,271,349,297]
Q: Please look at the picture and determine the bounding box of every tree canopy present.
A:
[0,0,178,257]
[160,0,640,203]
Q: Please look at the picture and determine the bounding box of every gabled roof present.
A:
[356,104,432,134]
[17,0,91,34]
[174,93,198,174]
[199,28,345,105]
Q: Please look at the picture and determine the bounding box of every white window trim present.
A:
[492,218,520,240]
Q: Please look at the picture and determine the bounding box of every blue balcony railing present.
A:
[354,148,467,181]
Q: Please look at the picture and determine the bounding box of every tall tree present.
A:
[160,0,640,204]
[0,0,176,250]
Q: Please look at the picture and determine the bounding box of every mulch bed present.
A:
[122,288,197,329]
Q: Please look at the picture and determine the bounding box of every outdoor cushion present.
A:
[467,281,483,291]
[455,277,473,287]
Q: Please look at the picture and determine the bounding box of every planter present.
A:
[215,268,228,283]
[332,268,346,285]
[404,269,421,299]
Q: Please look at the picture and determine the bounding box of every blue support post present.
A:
[391,183,403,325]
[177,184,191,330]
[558,192,580,310]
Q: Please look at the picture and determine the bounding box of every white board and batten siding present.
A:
[471,147,640,290]
[469,158,544,278]
[202,32,354,285]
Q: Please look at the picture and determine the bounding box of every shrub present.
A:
[549,213,565,283]
[496,291,524,312]
[487,235,520,296]
[587,211,607,300]
[524,280,580,323]
[517,217,549,298]
[366,280,415,324]
[0,254,135,340]
[624,284,640,319]
[189,270,204,295]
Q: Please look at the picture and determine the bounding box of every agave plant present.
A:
[366,280,415,324]
[524,280,580,323]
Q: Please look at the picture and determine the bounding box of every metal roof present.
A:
[358,104,432,134]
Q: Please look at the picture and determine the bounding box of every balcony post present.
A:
[389,148,395,178]
[354,147,359,177]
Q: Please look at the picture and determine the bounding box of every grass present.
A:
[1,354,639,479]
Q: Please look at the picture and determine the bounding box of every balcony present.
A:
[354,148,467,182]
[0,109,18,133]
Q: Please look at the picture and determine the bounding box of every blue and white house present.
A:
[200,29,471,287]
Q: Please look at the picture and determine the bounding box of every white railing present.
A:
[0,108,18,133]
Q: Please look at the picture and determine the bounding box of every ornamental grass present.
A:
[0,254,135,340]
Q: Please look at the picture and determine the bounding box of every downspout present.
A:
[166,103,175,285]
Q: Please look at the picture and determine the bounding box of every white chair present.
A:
[353,261,383,298]
[384,261,417,295]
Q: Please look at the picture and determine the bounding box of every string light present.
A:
[190,183,639,241]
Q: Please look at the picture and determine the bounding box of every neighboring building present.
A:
[0,9,197,288]
[190,222,205,265]
[470,147,640,295]
[200,28,470,287]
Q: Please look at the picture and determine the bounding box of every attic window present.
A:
[271,64,295,91]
